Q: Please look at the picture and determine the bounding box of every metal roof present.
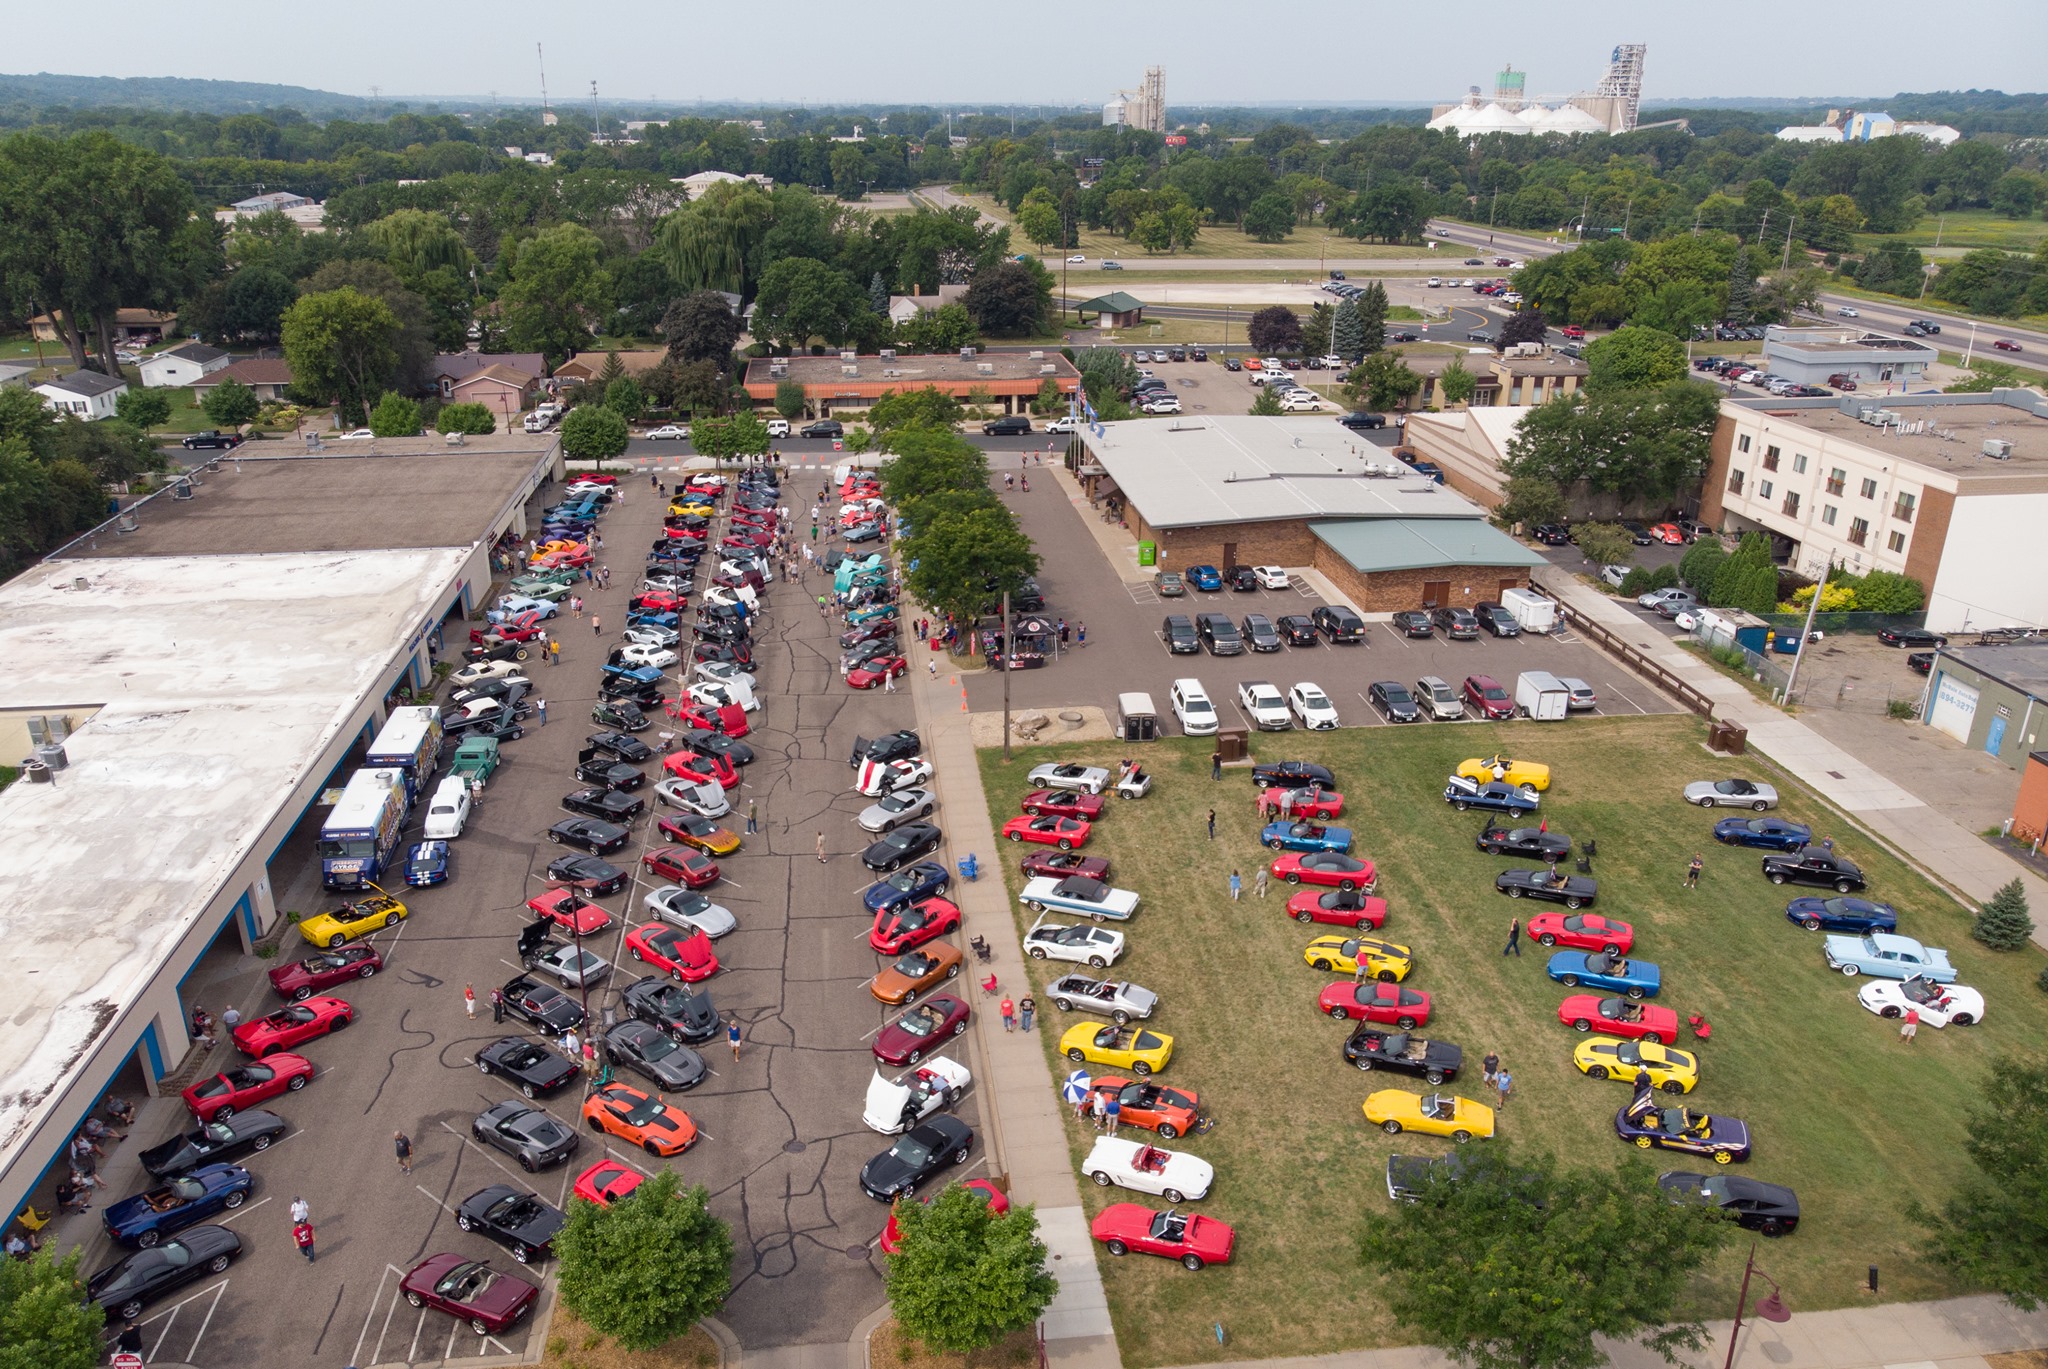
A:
[1311,518,1547,573]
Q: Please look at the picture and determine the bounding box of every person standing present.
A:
[1822,834,1835,854]
[220,1004,241,1034]
[293,1218,316,1262]
[115,1322,143,1356]
[1495,1068,1513,1109]
[1077,622,1087,648]
[1210,751,1222,781]
[1207,809,1216,840]
[1900,1005,1919,1043]
[815,832,828,863]
[546,638,559,666]
[393,1131,413,1175]
[1685,853,1703,889]
[535,698,548,726]
[1019,996,1035,1031]
[1103,1093,1121,1136]
[1481,1050,1499,1086]
[999,996,1016,1031]
[727,1017,743,1062]
[1229,870,1241,902]
[290,1195,311,1226]
[463,984,475,1019]
[1253,866,1269,899]
[746,801,758,835]
[491,988,505,1022]
[1502,916,1521,957]
[1091,1092,1109,1131]
[927,659,937,678]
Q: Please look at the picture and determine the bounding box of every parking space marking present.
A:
[1126,583,1159,606]
[214,1193,271,1226]
[1352,693,1389,726]
[1604,683,1649,715]
[140,1279,230,1366]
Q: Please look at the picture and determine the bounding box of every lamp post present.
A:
[1722,1241,1792,1369]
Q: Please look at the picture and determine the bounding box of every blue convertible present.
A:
[862,861,953,915]
[103,1164,255,1247]
[1547,951,1662,1000]
[1444,775,1539,815]
[1785,896,1898,934]
[1260,820,1355,854]
[1712,816,1812,851]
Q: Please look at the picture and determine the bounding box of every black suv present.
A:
[1530,523,1571,546]
[1162,615,1201,654]
[1276,613,1319,646]
[1473,603,1521,637]
[1241,614,1283,652]
[1432,607,1480,640]
[800,419,843,439]
[1312,605,1367,644]
[1195,613,1243,656]
[1337,412,1387,431]
[982,415,1032,436]
[1226,566,1260,592]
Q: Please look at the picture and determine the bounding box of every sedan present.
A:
[1276,614,1319,646]
[1714,816,1812,851]
[1658,1172,1800,1237]
[1367,681,1420,723]
[102,1164,254,1248]
[1252,565,1291,590]
[456,1186,566,1265]
[472,1101,580,1172]
[89,1226,242,1321]
[1824,931,1954,982]
[182,1056,314,1122]
[267,945,382,1001]
[1272,851,1376,891]
[1390,609,1435,638]
[547,818,630,855]
[641,847,721,889]
[1285,886,1389,930]
[1497,869,1598,908]
[139,1111,288,1179]
[232,998,353,1058]
[1529,911,1633,955]
[874,994,971,1066]
[1878,627,1948,648]
[475,1037,579,1098]
[1762,851,1866,892]
[1019,875,1140,922]
[863,822,946,872]
[1548,951,1660,998]
[1684,778,1778,811]
[1092,1204,1234,1271]
[646,424,690,440]
[401,1254,541,1335]
[604,1020,709,1090]
[860,1116,975,1201]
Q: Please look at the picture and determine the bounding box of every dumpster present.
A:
[1137,541,1157,567]
[1707,720,1749,755]
[958,854,979,882]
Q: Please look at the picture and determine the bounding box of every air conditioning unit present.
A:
[839,350,856,364]
[1028,350,1044,360]
[841,365,859,378]
[1039,364,1056,375]
[880,349,897,361]
[1983,439,2014,460]
[976,362,995,375]
[170,481,194,500]
[959,347,977,361]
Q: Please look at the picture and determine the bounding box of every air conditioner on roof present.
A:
[1983,439,2014,459]
[976,362,994,375]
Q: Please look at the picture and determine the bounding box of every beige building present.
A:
[1398,351,1587,412]
[1399,407,1538,508]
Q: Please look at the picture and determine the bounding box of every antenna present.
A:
[591,80,601,140]
[537,43,551,121]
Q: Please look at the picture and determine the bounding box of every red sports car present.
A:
[1558,995,1680,1044]
[1319,981,1431,1028]
[1088,1078,1202,1138]
[1529,912,1634,955]
[470,614,545,645]
[1271,851,1377,891]
[182,1054,315,1121]
[578,473,619,486]
[573,1160,645,1208]
[232,997,353,1058]
[662,524,708,541]
[526,888,614,936]
[1264,785,1343,819]
[1286,887,1389,930]
[633,590,685,613]
[663,750,739,790]
[874,994,970,1065]
[400,1253,539,1336]
[1002,815,1092,850]
[1021,789,1106,820]
[869,896,962,954]
[674,702,749,739]
[1091,1203,1235,1271]
[624,924,720,982]
[642,848,721,889]
[848,657,908,690]
[1021,851,1111,881]
[879,1178,1008,1255]
[267,945,383,1001]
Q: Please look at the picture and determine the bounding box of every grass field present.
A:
[948,192,1420,262]
[976,714,2048,1367]
[1854,211,2048,257]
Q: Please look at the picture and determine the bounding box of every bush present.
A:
[368,391,422,437]
[1619,565,1676,596]
[1973,878,2036,950]
[436,402,497,435]
[1856,568,1926,614]
[1574,522,1635,572]
[1678,538,1729,597]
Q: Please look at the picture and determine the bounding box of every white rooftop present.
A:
[0,549,467,1154]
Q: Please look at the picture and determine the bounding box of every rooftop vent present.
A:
[959,347,977,361]
[880,349,897,361]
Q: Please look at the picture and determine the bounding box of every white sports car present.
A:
[693,660,757,692]
[1021,875,1140,923]
[862,1058,972,1134]
[1026,763,1111,795]
[1084,1136,1213,1203]
[688,679,758,713]
[1858,975,1984,1027]
[1023,915,1124,968]
[622,625,681,649]
[655,775,731,817]
[857,757,935,797]
[859,788,937,834]
[1288,682,1340,731]
[1253,566,1291,590]
[450,659,525,688]
[1683,778,1778,811]
[643,886,738,938]
[618,643,680,670]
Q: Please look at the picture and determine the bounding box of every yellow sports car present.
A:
[1061,1023,1175,1077]
[1456,755,1551,792]
[298,892,408,948]
[1302,935,1414,982]
[668,500,715,518]
[1572,1037,1699,1094]
[1363,1090,1495,1143]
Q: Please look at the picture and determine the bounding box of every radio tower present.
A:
[537,43,551,121]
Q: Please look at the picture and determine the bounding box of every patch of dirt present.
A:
[1987,1353,2048,1369]
[536,1309,721,1369]
[869,1320,1038,1369]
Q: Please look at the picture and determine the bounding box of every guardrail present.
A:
[1529,576,1719,720]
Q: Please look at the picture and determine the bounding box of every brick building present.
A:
[741,350,1080,419]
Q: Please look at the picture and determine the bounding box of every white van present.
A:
[1514,671,1570,722]
[1118,692,1159,742]
[1169,678,1219,736]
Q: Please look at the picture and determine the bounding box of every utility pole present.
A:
[1781,216,1796,270]
[1490,186,1500,227]
[1000,591,1013,761]
[1781,562,1829,704]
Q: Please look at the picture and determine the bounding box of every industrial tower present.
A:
[1592,43,1646,132]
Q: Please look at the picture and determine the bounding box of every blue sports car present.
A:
[405,840,452,887]
[863,861,953,915]
[1785,895,1898,934]
[1615,1093,1750,1163]
[1186,564,1223,592]
[1260,820,1355,854]
[102,1164,255,1247]
[626,611,681,629]
[1713,816,1812,851]
[1547,951,1662,1000]
[1444,775,1539,815]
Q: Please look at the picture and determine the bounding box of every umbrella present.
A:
[1061,1070,1092,1104]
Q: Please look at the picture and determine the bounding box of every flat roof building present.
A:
[1920,642,2048,767]
[741,351,1080,420]
[1761,326,1937,387]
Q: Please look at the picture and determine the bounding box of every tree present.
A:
[556,1171,731,1350]
[1354,282,1389,355]
[1247,306,1303,355]
[753,257,869,351]
[1678,538,1730,598]
[114,388,173,431]
[1242,193,1296,243]
[597,352,626,390]
[774,379,807,420]
[201,377,261,431]
[879,428,991,509]
[1973,879,2035,950]
[1359,1147,1727,1369]
[1855,568,1925,613]
[0,1247,102,1369]
[1015,190,1062,250]
[1991,171,2041,220]
[897,302,980,354]
[1301,303,1335,359]
[300,259,437,394]
[869,386,964,436]
[559,405,629,462]
[501,224,612,366]
[605,376,647,423]
[1439,356,1477,408]
[903,502,1037,633]
[690,412,772,468]
[1249,387,1285,416]
[660,291,743,368]
[1351,352,1421,412]
[280,287,402,425]
[887,1185,1058,1354]
[868,270,891,319]
[1919,1054,2048,1309]
[963,260,1053,338]
[1503,383,1721,508]
[1332,297,1366,362]
[1583,325,1688,394]
[435,402,496,435]
[1072,347,1138,412]
[1725,255,1756,325]
[369,391,422,437]
[1495,475,1566,530]
[1575,523,1636,572]
[1033,377,1063,415]
[1496,308,1550,351]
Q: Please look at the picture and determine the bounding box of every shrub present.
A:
[1620,565,1677,596]
[1678,539,1729,597]
[1973,879,2036,950]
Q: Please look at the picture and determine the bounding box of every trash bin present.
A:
[1721,722,1747,755]
[1216,727,1250,763]
[1137,541,1157,567]
[958,854,979,882]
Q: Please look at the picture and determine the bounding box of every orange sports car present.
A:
[1087,1077,1202,1140]
[580,1083,697,1157]
[868,943,965,1004]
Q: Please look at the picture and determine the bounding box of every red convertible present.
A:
[674,702,749,739]
[1318,981,1431,1028]
[470,613,545,645]
[1021,789,1106,820]
[624,924,719,982]
[869,896,962,954]
[182,1054,315,1121]
[1558,995,1679,1043]
[848,657,908,690]
[874,994,970,1065]
[1021,851,1110,881]
[1089,1079,1201,1138]
[1264,785,1343,819]
[1271,851,1376,891]
[526,888,614,936]
[1529,912,1634,955]
[879,1177,1008,1255]
[663,749,740,790]
[232,997,353,1058]
[631,590,685,614]
[267,945,382,1001]
[1002,815,1092,850]
[1286,887,1389,930]
[1091,1203,1235,1271]
[642,848,721,889]
[400,1253,539,1336]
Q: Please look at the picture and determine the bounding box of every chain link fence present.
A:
[1693,634,1927,715]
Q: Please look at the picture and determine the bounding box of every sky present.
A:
[23,0,2047,109]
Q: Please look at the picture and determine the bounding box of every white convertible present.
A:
[1026,762,1112,795]
[856,757,935,797]
[655,775,730,817]
[1083,1136,1213,1202]
[1023,915,1124,968]
[863,1057,973,1134]
[688,678,758,713]
[1857,975,1984,1027]
[618,642,680,670]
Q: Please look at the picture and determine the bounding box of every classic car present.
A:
[1047,975,1157,1023]
[1342,1028,1462,1084]
[267,945,382,1001]
[475,1037,580,1098]
[1528,911,1633,954]
[1714,816,1813,851]
[1657,1172,1800,1237]
[1446,776,1540,815]
[1548,951,1660,998]
[1061,1022,1175,1076]
[404,840,453,887]
[231,997,354,1057]
[1455,756,1550,791]
[1364,1090,1495,1143]
[1271,850,1377,891]
[1823,931,1955,982]
[1261,820,1354,853]
[1020,875,1140,922]
[1023,916,1125,967]
[1251,761,1336,790]
[1857,974,1984,1027]
[472,1100,581,1171]
[1785,896,1899,934]
[1761,851,1866,892]
[869,894,962,954]
[1303,935,1413,981]
[1558,995,1680,1043]
[182,1055,314,1121]
[1285,886,1389,930]
[1084,1137,1214,1202]
[1091,1204,1234,1270]
[1476,823,1572,861]
[399,1254,541,1335]
[581,1082,696,1156]
[859,1116,974,1201]
[102,1164,254,1247]
[1684,778,1779,810]
[868,943,964,1004]
[455,1186,566,1264]
[1319,981,1431,1028]
[862,1057,973,1135]
[874,995,971,1066]
[1615,1093,1750,1164]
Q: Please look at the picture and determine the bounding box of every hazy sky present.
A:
[23,0,2046,107]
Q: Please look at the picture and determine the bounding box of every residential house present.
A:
[190,358,296,404]
[1397,350,1588,411]
[139,341,231,389]
[448,364,541,423]
[886,285,971,327]
[432,352,547,400]
[553,350,667,385]
[35,370,128,421]
[30,309,176,344]
[0,362,32,388]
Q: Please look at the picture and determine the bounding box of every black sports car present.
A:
[89,1226,242,1320]
[545,854,628,895]
[851,731,923,769]
[499,975,586,1032]
[1390,610,1436,638]
[548,818,630,854]
[562,787,645,822]
[1275,614,1319,646]
[1343,1028,1463,1085]
[457,1185,567,1263]
[677,726,754,765]
[863,822,945,873]
[1495,869,1598,908]
[859,1115,975,1201]
[1877,627,1946,649]
[1713,816,1812,851]
[598,678,666,708]
[842,638,900,670]
[692,640,754,669]
[476,1036,579,1098]
[1761,851,1865,892]
[1657,1171,1800,1237]
[138,1111,288,1179]
[604,1020,709,1091]
[473,1101,580,1172]
[586,730,654,763]
[1477,823,1572,861]
[574,758,645,792]
[622,974,719,1042]
[1251,760,1336,790]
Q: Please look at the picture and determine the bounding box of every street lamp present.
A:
[1722,1242,1792,1369]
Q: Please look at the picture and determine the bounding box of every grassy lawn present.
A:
[1853,212,2048,257]
[976,715,2048,1367]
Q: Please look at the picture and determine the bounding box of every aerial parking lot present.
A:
[976,714,2048,1367]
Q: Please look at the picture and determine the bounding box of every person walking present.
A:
[591,615,601,636]
[1019,996,1035,1031]
[1685,853,1703,889]
[535,698,548,726]
[1207,809,1216,840]
[1481,1050,1499,1086]
[1077,622,1086,648]
[883,668,896,693]
[293,1218,316,1262]
[393,1131,413,1175]
[746,801,758,835]
[1502,916,1521,956]
[290,1195,311,1225]
[1229,870,1242,901]
[727,1017,743,1062]
[463,985,476,1019]
[927,659,937,678]
[1211,751,1222,781]
[1900,1005,1919,1043]
[1495,1068,1513,1109]
[815,832,827,863]
[220,1004,241,1034]
[571,595,583,619]
[1253,866,1269,898]
[999,996,1016,1031]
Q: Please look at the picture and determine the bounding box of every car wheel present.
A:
[1713,1151,1734,1165]
[1162,1186,1187,1204]
[513,1243,535,1264]
[521,1082,538,1099]
[1008,832,1022,842]
[1397,1016,1417,1030]
[1058,839,1074,851]
[549,832,564,844]
[1767,871,1787,884]
[1327,1004,1350,1019]
[136,1229,161,1248]
[327,932,348,949]
[1310,958,1332,972]
[1091,1171,1112,1187]
[1840,965,1860,976]
[118,1298,145,1320]
[1053,997,1074,1012]
[1625,986,1645,1000]
[1506,885,1524,898]
[1662,1080,1688,1095]
[1587,1065,1608,1080]
[1952,1012,1976,1026]
[1571,1018,1592,1032]
[1105,1239,1129,1256]
[1181,1254,1206,1271]
[1565,897,1586,910]
[1067,1048,1087,1063]
[1088,956,1108,968]
[1381,1119,1403,1135]
[1030,948,1048,960]
[1836,880,1857,893]
[1537,933,1558,947]
[251,1133,273,1151]
[1758,1218,1786,1238]
[1156,1122,1179,1139]
[1453,800,1470,811]
[207,1253,232,1273]
[1026,900,1045,913]
[358,963,378,980]
[1452,1130,1473,1144]
[1560,974,1579,987]
[1133,1062,1152,1077]
[1635,1136,1653,1149]
[1698,796,1716,809]
[1355,1056,1374,1072]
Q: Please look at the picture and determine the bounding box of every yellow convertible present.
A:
[1061,1023,1175,1077]
[1364,1090,1495,1143]
[1572,1036,1699,1094]
[1456,755,1551,792]
[298,892,409,948]
[1302,935,1414,982]
[668,499,715,518]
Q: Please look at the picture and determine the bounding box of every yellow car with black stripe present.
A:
[1571,1036,1699,1094]
[298,890,408,948]
[1455,755,1551,792]
[1060,1023,1175,1077]
[1364,1089,1495,1142]
[668,499,715,519]
[1303,935,1414,982]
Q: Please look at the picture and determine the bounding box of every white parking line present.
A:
[214,1194,270,1226]
[1604,683,1648,715]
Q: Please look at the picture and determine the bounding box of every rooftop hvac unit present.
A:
[976,362,995,375]
[1039,364,1057,375]
[881,369,902,378]
[959,347,977,361]
[839,350,856,363]
[1984,439,2014,459]
[1873,410,1898,426]
[116,514,137,534]
[880,349,897,361]
[34,742,67,772]
[170,480,194,500]
[841,365,859,378]
[1028,350,1044,360]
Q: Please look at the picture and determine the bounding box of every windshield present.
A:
[890,1135,933,1167]
[1185,700,1214,717]
[319,837,377,860]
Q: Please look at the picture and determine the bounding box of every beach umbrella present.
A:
[1061,1070,1092,1104]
